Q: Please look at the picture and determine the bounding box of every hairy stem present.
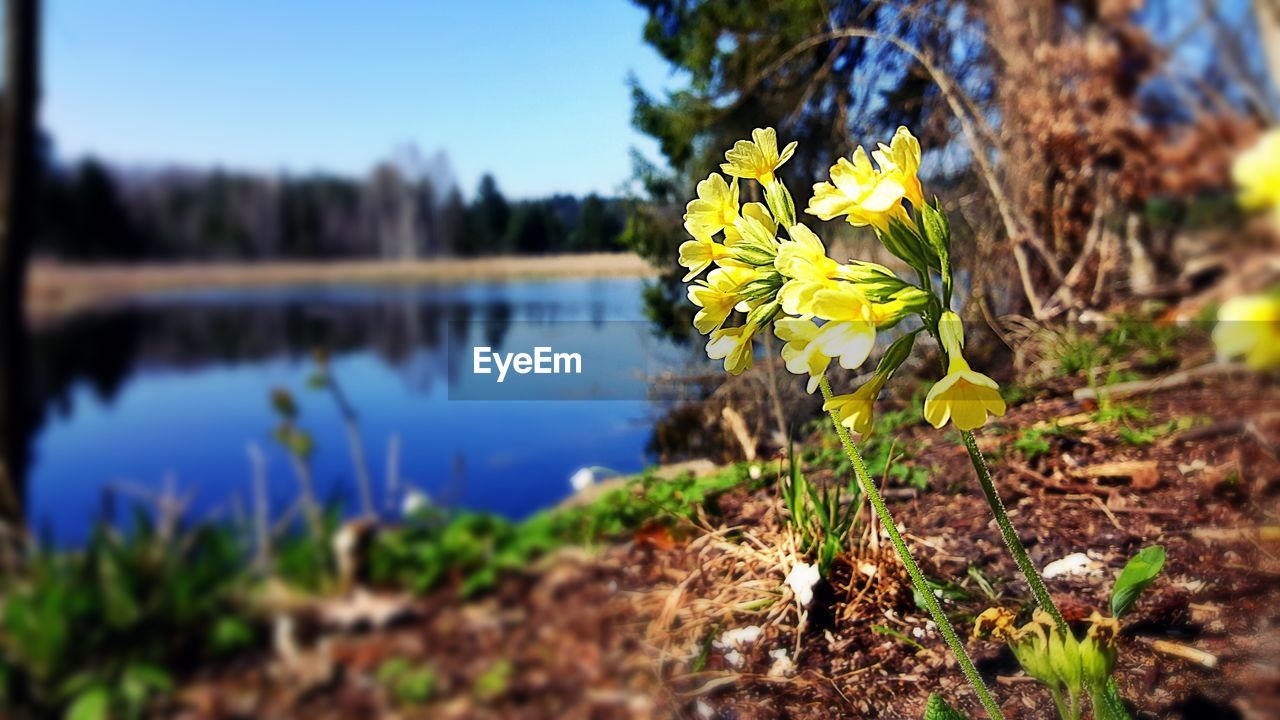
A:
[961,430,1069,635]
[820,378,1004,720]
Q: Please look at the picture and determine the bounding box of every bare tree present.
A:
[0,0,38,571]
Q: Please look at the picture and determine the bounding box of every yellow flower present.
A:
[923,358,1006,431]
[807,284,880,369]
[706,324,756,375]
[721,127,798,187]
[1233,129,1280,215]
[923,311,1006,431]
[822,375,886,435]
[723,202,776,245]
[812,319,878,370]
[808,282,876,323]
[684,173,740,239]
[678,235,732,281]
[871,126,925,209]
[806,145,910,230]
[773,317,831,393]
[688,267,756,335]
[775,281,881,369]
[1212,292,1280,369]
[777,278,832,318]
[774,223,840,282]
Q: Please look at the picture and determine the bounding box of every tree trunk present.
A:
[1255,0,1280,97]
[0,0,39,571]
[1124,211,1157,295]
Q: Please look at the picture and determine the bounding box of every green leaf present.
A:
[1110,545,1166,618]
[1090,678,1133,720]
[393,666,437,705]
[871,624,925,653]
[65,686,111,720]
[924,693,970,720]
[209,615,255,653]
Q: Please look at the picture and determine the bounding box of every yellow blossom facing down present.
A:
[1233,128,1280,216]
[923,311,1006,431]
[1213,292,1280,369]
[806,146,910,230]
[923,351,1006,431]
[721,127,797,187]
[872,126,925,209]
[822,376,886,435]
[678,235,732,281]
[684,173,740,239]
[723,202,776,245]
[706,324,756,375]
[773,317,832,393]
[688,267,756,335]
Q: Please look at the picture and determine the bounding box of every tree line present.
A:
[32,146,628,261]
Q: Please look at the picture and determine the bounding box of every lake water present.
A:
[25,277,700,545]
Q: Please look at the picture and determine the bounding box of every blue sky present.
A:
[43,1,675,198]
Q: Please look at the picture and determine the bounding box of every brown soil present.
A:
[173,357,1280,719]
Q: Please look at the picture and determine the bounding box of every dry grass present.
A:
[26,253,657,324]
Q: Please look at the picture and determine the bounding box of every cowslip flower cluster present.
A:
[678,126,1006,433]
[974,607,1120,718]
[1212,290,1280,370]
[1216,128,1280,371]
[1233,128,1280,222]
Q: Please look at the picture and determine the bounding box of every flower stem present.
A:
[960,430,1069,635]
[819,378,1004,720]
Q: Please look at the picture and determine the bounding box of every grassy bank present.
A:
[26,253,657,324]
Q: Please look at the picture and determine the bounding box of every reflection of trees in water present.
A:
[23,293,631,492]
[24,297,516,459]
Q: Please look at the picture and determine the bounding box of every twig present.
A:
[1063,493,1122,532]
[1072,361,1250,401]
[248,442,272,573]
[319,363,377,519]
[1147,639,1219,669]
[385,433,401,514]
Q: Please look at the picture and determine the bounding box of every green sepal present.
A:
[744,300,780,329]
[740,271,784,302]
[763,178,796,228]
[876,218,927,272]
[920,199,953,302]
[1048,629,1084,698]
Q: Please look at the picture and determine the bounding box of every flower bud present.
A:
[938,311,965,357]
[1079,611,1119,688]
[875,331,919,380]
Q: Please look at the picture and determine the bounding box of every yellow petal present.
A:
[923,372,960,428]
[858,176,907,213]
[812,320,876,370]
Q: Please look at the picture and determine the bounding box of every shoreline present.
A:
[26,252,657,324]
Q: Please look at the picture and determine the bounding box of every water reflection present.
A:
[27,278,695,544]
